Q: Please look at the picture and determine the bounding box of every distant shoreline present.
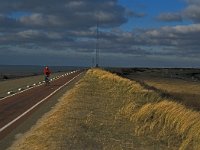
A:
[0,73,41,81]
[0,65,82,81]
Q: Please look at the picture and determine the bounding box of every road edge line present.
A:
[0,71,77,101]
[0,72,82,133]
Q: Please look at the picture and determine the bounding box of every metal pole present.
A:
[95,21,99,67]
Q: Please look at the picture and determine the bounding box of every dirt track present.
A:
[0,70,83,140]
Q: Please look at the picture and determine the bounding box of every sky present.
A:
[0,0,200,67]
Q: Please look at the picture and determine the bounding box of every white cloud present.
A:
[0,0,200,67]
[158,0,200,23]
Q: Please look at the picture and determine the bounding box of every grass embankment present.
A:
[9,69,200,150]
[131,76,200,111]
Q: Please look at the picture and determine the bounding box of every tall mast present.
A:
[95,21,99,67]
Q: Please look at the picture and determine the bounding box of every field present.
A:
[116,68,200,111]
[8,69,200,150]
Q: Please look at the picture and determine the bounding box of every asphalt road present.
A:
[0,70,84,149]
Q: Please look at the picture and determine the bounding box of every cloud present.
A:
[0,0,200,67]
[157,13,183,22]
[183,3,200,22]
[140,23,200,57]
[0,0,130,56]
[1,23,200,59]
[158,0,200,23]
[0,0,128,29]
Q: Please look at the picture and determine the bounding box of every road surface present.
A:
[0,70,83,140]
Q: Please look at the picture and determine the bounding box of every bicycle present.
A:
[45,75,50,86]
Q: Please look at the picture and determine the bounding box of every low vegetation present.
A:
[9,69,200,150]
[130,76,200,111]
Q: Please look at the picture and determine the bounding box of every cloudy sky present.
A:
[0,0,200,67]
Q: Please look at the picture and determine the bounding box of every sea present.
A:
[0,65,82,80]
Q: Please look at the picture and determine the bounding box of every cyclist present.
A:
[44,66,51,85]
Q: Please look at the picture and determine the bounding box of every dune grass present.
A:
[9,69,200,150]
[129,76,200,111]
[146,78,200,110]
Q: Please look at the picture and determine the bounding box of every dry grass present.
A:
[130,76,200,110]
[120,100,200,149]
[8,69,200,150]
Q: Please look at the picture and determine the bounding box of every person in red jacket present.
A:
[44,66,51,84]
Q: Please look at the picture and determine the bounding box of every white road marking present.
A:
[0,72,82,133]
[7,91,13,95]
[18,88,23,91]
[0,71,78,101]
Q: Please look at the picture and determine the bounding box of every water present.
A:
[0,65,81,80]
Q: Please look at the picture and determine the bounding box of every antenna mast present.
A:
[95,21,99,67]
